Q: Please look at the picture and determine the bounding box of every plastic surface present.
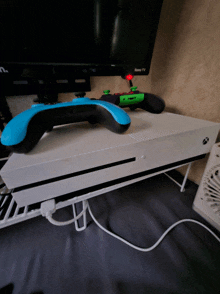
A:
[193,143,220,231]
[119,93,144,105]
[1,98,131,153]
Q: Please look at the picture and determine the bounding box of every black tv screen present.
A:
[0,0,164,75]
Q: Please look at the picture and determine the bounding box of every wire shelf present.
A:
[0,194,41,229]
[0,161,193,229]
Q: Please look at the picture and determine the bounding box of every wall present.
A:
[3,0,220,184]
[149,0,220,184]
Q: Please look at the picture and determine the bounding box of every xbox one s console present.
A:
[1,111,219,207]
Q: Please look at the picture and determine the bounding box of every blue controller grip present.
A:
[1,98,131,153]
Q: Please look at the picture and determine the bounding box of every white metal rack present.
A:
[0,161,192,231]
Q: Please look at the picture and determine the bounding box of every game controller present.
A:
[100,86,165,113]
[1,98,131,154]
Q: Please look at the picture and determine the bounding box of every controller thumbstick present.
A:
[103,90,110,95]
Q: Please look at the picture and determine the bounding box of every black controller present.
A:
[100,87,165,113]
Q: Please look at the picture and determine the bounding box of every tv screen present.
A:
[0,0,164,75]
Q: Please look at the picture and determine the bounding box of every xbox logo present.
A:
[203,137,209,145]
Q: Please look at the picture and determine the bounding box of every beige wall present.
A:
[4,0,220,184]
[149,0,220,184]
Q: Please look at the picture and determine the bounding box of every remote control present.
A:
[1,98,131,153]
[100,87,165,113]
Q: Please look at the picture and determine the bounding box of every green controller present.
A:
[100,86,165,113]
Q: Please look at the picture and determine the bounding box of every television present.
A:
[0,0,164,97]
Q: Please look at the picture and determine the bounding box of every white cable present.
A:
[87,202,220,252]
[46,201,88,226]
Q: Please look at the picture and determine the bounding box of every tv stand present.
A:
[0,95,13,131]
[0,65,91,106]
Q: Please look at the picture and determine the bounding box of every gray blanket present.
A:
[0,171,219,294]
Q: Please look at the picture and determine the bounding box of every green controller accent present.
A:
[103,90,110,95]
[119,93,144,106]
[130,86,137,91]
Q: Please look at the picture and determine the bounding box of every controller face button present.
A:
[103,90,110,95]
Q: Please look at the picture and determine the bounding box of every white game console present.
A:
[1,111,219,207]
